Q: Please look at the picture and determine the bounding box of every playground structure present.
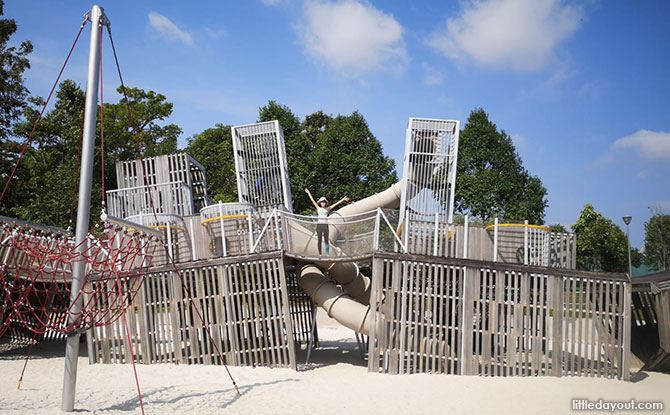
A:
[2,4,670,414]
[77,115,636,381]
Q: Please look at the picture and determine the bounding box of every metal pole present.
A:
[493,217,498,262]
[218,201,227,257]
[433,212,439,257]
[524,220,529,265]
[463,215,469,259]
[62,6,106,412]
[623,216,633,281]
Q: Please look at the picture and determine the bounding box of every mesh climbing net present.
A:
[0,218,159,338]
[0,11,240,406]
[0,20,164,339]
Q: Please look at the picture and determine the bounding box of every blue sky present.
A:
[6,0,670,248]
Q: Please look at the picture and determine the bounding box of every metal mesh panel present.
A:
[110,153,209,217]
[400,118,460,224]
[232,121,292,216]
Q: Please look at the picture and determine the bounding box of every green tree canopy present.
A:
[257,101,397,213]
[185,124,237,203]
[455,108,548,224]
[571,204,627,273]
[0,0,32,216]
[5,80,179,228]
[643,212,670,271]
[548,223,568,233]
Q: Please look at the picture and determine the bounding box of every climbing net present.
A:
[0,20,164,339]
[0,11,240,407]
[0,218,159,338]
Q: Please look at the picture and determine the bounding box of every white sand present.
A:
[1,310,668,415]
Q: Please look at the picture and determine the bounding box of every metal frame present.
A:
[231,121,293,215]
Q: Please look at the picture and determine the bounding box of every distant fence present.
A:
[86,253,313,369]
[368,252,631,380]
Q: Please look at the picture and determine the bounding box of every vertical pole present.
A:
[373,208,381,251]
[524,220,529,265]
[403,210,410,254]
[189,216,197,261]
[217,201,227,257]
[463,215,469,259]
[62,6,106,412]
[247,211,253,253]
[166,222,173,260]
[433,212,439,257]
[273,209,282,250]
[493,217,498,262]
[625,223,632,281]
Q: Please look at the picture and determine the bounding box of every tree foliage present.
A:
[455,108,547,224]
[185,124,237,203]
[257,101,397,213]
[4,80,179,228]
[571,204,627,273]
[548,223,568,233]
[643,212,670,271]
[0,1,33,216]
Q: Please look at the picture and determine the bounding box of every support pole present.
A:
[493,217,498,262]
[62,5,107,412]
[463,215,469,259]
[524,220,529,265]
[218,201,227,257]
[433,212,439,257]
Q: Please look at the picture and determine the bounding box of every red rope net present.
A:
[0,221,159,338]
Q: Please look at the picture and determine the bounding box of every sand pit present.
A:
[1,310,668,414]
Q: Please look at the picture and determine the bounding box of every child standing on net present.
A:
[305,188,350,255]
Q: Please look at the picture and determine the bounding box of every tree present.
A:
[258,101,313,211]
[305,111,397,212]
[185,124,237,202]
[643,212,670,271]
[548,223,568,233]
[7,80,180,228]
[455,108,547,224]
[571,204,627,273]
[257,102,397,213]
[0,1,33,216]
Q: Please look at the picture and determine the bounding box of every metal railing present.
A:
[106,181,194,218]
[280,210,378,261]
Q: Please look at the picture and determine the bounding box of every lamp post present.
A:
[622,216,632,280]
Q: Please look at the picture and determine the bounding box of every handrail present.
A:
[484,223,552,231]
[282,209,376,221]
[101,212,164,239]
[0,215,73,237]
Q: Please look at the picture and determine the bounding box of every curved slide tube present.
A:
[298,264,372,335]
[295,181,402,332]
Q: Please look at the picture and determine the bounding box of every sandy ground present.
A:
[1,310,668,415]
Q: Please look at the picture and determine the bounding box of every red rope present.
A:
[108,228,145,415]
[108,28,240,394]
[0,24,86,205]
[107,32,159,223]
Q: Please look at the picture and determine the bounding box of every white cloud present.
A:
[612,130,670,160]
[148,12,193,45]
[427,0,583,71]
[510,133,525,150]
[297,0,407,75]
[422,63,443,85]
[204,27,227,39]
